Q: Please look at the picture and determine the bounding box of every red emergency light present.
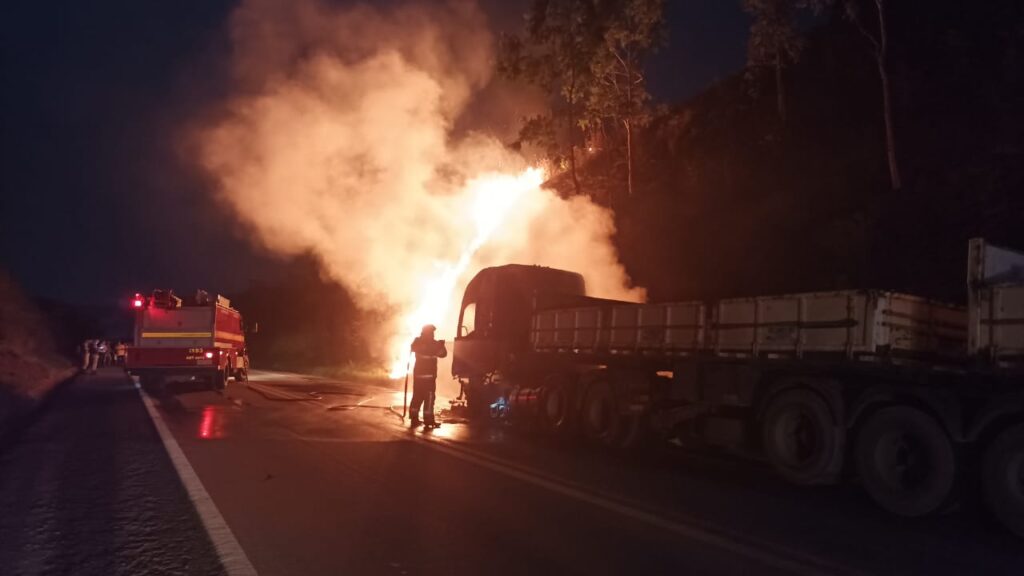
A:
[132,294,145,308]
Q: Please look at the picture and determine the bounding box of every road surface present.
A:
[2,368,1022,575]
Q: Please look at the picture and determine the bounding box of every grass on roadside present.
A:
[0,272,75,431]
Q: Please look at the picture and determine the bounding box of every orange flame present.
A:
[388,166,545,377]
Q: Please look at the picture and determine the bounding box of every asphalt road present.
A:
[0,369,222,576]
[3,368,1023,575]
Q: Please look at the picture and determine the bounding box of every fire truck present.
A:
[126,289,252,390]
[451,239,1024,537]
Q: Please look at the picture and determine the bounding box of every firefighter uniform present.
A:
[409,326,447,428]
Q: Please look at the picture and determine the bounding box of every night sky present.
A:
[1,1,748,305]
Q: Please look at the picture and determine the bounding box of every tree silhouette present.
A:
[585,0,665,199]
[845,0,902,190]
[498,0,603,196]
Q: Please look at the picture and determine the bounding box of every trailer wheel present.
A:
[582,379,620,445]
[542,384,571,431]
[762,389,843,485]
[983,423,1024,538]
[856,406,957,517]
[235,367,248,383]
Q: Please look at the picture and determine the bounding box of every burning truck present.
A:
[451,239,1024,537]
[126,290,252,390]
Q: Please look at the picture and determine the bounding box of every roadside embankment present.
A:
[0,272,75,437]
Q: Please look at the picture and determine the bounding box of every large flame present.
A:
[387,167,545,377]
[196,0,645,392]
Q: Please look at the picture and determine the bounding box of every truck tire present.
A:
[213,366,229,391]
[762,389,843,485]
[856,406,957,517]
[983,422,1024,538]
[582,379,620,446]
[542,384,571,431]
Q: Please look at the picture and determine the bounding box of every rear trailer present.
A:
[452,239,1024,537]
[126,290,250,390]
[969,238,1024,365]
[532,289,966,360]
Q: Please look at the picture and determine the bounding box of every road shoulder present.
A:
[0,368,225,576]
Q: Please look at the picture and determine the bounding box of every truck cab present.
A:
[453,265,585,409]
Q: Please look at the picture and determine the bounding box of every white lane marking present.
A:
[135,380,259,576]
[412,435,865,576]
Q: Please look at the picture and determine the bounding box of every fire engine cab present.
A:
[126,289,252,390]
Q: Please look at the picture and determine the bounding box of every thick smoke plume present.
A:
[197,0,643,372]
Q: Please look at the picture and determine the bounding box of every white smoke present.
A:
[196,0,644,371]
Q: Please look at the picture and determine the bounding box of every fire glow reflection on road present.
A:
[197,406,223,440]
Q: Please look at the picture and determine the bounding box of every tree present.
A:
[742,1,801,125]
[585,0,665,199]
[845,0,902,190]
[498,0,602,196]
[743,1,831,126]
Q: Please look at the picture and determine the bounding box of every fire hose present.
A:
[326,396,406,420]
[243,373,411,421]
[401,354,411,421]
[333,355,409,421]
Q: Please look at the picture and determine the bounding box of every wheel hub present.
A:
[780,411,819,465]
[879,433,928,491]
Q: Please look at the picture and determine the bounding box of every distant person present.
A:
[79,339,92,372]
[409,324,447,429]
[115,341,127,366]
[97,340,110,367]
[86,339,100,374]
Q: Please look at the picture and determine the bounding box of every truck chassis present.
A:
[452,241,1024,537]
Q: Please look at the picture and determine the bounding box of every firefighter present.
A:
[409,324,447,428]
[98,340,111,366]
[115,341,127,366]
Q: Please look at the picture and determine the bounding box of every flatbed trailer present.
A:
[452,239,1024,537]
